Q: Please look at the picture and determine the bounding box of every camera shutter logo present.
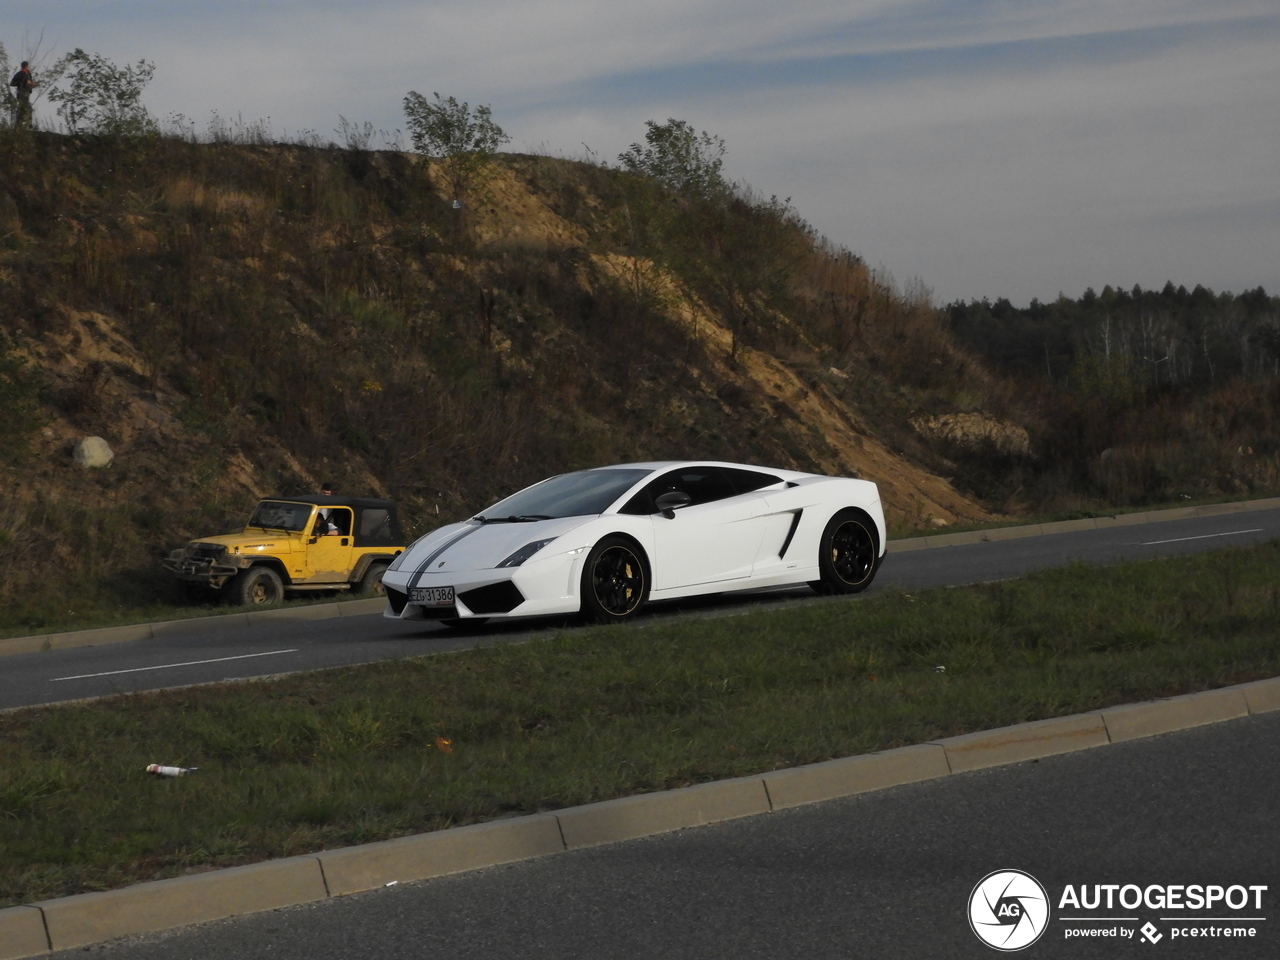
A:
[968,870,1050,951]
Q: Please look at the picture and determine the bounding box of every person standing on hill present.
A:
[317,482,339,534]
[9,61,35,128]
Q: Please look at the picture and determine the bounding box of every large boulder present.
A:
[73,436,115,468]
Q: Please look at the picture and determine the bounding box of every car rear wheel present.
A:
[581,536,648,624]
[230,566,285,606]
[809,509,879,595]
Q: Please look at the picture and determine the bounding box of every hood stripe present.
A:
[407,524,482,589]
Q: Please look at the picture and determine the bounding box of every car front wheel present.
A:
[810,509,879,595]
[581,536,648,624]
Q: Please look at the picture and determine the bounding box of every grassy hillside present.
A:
[0,129,1010,632]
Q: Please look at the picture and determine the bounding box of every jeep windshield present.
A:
[475,469,650,522]
[247,500,312,533]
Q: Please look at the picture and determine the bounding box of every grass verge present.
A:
[3,542,1279,907]
[0,592,376,642]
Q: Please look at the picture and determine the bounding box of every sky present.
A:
[3,1,1277,305]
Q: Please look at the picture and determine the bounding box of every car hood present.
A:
[393,516,592,576]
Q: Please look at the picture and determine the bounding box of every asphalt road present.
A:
[4,505,1278,713]
[60,710,1280,960]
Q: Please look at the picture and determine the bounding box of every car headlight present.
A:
[387,538,427,572]
[496,538,558,568]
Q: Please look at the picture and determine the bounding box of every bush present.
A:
[46,49,156,136]
[402,91,508,210]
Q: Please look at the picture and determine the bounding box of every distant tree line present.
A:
[947,283,1280,396]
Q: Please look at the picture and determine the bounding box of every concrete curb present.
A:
[0,907,48,960]
[761,743,950,809]
[1101,687,1249,742]
[933,713,1110,772]
[887,495,1280,553]
[557,776,772,849]
[35,856,328,952]
[0,598,385,660]
[9,675,1279,958]
[317,815,565,897]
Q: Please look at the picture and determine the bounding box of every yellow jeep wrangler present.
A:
[164,496,406,605]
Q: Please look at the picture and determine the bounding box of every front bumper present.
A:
[385,579,529,619]
[162,556,243,582]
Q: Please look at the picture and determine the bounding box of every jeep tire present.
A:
[359,562,389,597]
[230,566,285,606]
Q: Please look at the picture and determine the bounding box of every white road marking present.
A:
[51,649,300,682]
[1138,528,1264,546]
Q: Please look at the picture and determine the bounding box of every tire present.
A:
[580,536,648,624]
[229,566,285,606]
[809,509,880,595]
[358,562,389,597]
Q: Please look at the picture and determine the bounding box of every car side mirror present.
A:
[308,536,318,544]
[654,490,692,519]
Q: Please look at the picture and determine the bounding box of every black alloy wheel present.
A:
[810,510,879,594]
[581,536,648,623]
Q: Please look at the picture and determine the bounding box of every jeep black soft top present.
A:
[256,495,404,547]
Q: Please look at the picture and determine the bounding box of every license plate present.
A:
[410,585,455,606]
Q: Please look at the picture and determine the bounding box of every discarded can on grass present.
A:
[146,764,198,777]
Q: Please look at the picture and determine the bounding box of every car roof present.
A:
[600,460,816,480]
[259,495,397,510]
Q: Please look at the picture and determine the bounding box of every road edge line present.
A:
[887,495,1280,553]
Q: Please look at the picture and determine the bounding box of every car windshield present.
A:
[477,469,651,521]
[247,500,313,532]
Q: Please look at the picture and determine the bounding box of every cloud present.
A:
[2,0,1276,302]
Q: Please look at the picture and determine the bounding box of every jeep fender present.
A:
[349,553,398,583]
[237,557,293,587]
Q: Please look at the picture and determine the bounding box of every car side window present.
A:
[722,467,784,494]
[619,467,736,515]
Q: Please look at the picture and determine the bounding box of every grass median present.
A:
[4,541,1280,907]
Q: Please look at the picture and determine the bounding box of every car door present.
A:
[625,467,770,591]
[304,507,355,583]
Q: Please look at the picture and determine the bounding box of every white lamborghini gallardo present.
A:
[382,461,885,625]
